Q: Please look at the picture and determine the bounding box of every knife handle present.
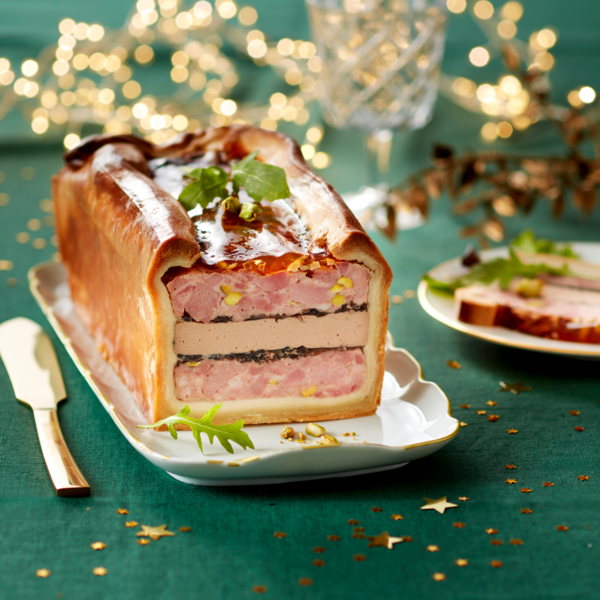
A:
[33,409,90,497]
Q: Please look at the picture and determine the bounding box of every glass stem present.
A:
[364,129,393,189]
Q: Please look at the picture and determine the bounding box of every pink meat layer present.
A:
[167,262,371,323]
[175,349,366,401]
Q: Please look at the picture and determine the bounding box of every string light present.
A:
[473,1,494,20]
[446,0,466,13]
[579,87,596,104]
[469,47,490,67]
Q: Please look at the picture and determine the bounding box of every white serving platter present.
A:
[419,242,600,359]
[30,261,459,486]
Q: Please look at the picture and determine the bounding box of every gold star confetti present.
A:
[521,488,532,493]
[353,554,367,562]
[299,578,313,586]
[348,519,359,525]
[427,545,440,552]
[447,360,461,369]
[273,532,287,538]
[36,569,51,578]
[499,381,531,395]
[391,295,403,304]
[486,529,498,535]
[491,539,503,546]
[506,465,516,469]
[371,507,383,513]
[421,497,457,514]
[353,527,365,533]
[557,525,569,531]
[477,410,487,415]
[460,422,468,427]
[401,536,413,542]
[490,560,503,568]
[91,542,106,550]
[365,533,403,549]
[432,573,446,581]
[460,404,471,409]
[569,410,580,416]
[312,559,325,567]
[458,497,470,502]
[575,426,585,432]
[391,514,403,520]
[455,559,469,567]
[7,278,17,287]
[327,535,340,541]
[521,508,533,514]
[252,585,267,594]
[313,547,325,554]
[136,524,175,541]
[486,400,497,407]
[505,479,517,484]
[179,527,191,532]
[137,539,150,546]
[488,415,499,422]
[510,539,523,545]
[453,522,466,528]
[353,533,364,539]
[507,429,519,434]
[125,521,138,528]
[578,475,589,481]
[116,508,128,515]
[93,567,108,577]
[404,290,415,298]
[543,482,554,487]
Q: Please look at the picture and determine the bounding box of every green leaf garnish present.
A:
[424,248,570,296]
[137,404,255,455]
[178,165,228,211]
[511,229,579,258]
[231,150,291,202]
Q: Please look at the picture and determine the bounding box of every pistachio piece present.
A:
[298,431,307,440]
[221,195,241,214]
[301,386,317,397]
[320,435,339,445]
[224,292,242,306]
[330,284,343,293]
[269,379,278,385]
[332,295,345,306]
[306,423,326,437]
[337,276,353,289]
[221,284,232,293]
[280,426,295,439]
[186,361,199,367]
[515,277,544,298]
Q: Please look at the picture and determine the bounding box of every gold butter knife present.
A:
[0,317,90,497]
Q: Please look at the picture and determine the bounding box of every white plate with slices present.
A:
[419,242,600,359]
[29,261,459,486]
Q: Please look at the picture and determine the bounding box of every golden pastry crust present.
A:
[54,126,393,425]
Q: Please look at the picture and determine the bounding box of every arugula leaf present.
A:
[424,248,571,296]
[137,404,255,455]
[511,229,579,258]
[231,150,291,202]
[178,166,228,211]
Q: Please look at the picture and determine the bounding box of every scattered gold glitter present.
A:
[348,520,359,525]
[453,522,466,528]
[33,238,47,249]
[391,514,403,521]
[427,545,440,552]
[0,260,13,270]
[366,532,403,549]
[298,578,313,586]
[401,536,413,542]
[460,404,471,409]
[313,547,325,554]
[93,567,108,576]
[499,381,531,395]
[460,422,468,427]
[447,360,461,369]
[353,533,364,539]
[488,415,499,422]
[125,521,138,528]
[20,167,35,180]
[327,535,340,541]
[371,507,383,513]
[490,560,503,568]
[521,488,532,493]
[421,497,458,514]
[569,410,580,416]
[137,539,150,545]
[91,542,106,550]
[557,525,569,531]
[252,585,267,594]
[507,429,518,434]
[458,497,470,502]
[404,290,415,298]
[486,400,497,406]
[273,532,287,538]
[491,539,503,546]
[578,475,589,481]
[117,508,128,515]
[432,573,446,581]
[353,554,367,562]
[575,426,585,432]
[506,465,516,469]
[353,527,365,533]
[16,232,30,243]
[312,559,325,567]
[543,482,554,487]
[179,527,191,532]
[477,410,487,415]
[510,539,523,545]
[136,524,175,541]
[455,559,468,567]
[391,295,403,304]
[36,569,51,578]
[521,508,533,514]
[486,528,498,535]
[506,479,517,485]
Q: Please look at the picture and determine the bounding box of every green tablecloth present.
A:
[2,1,600,598]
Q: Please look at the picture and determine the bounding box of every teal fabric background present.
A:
[1,1,600,599]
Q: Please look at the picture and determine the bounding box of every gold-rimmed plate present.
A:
[419,242,600,359]
[29,261,459,486]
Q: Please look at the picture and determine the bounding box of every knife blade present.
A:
[0,317,90,497]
